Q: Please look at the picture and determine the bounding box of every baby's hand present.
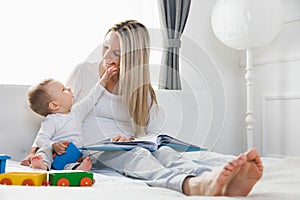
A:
[52,142,67,155]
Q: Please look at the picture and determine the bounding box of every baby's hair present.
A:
[28,78,54,117]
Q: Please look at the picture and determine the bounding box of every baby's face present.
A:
[47,80,74,113]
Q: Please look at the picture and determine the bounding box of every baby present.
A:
[27,67,117,171]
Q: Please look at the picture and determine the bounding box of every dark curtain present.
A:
[157,0,191,90]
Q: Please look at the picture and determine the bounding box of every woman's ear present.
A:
[48,101,59,111]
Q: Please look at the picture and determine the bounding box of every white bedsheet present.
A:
[1,152,300,200]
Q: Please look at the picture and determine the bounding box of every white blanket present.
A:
[1,152,300,200]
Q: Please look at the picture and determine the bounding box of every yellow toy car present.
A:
[0,171,94,187]
[0,154,93,187]
[0,172,47,186]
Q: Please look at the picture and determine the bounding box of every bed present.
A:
[0,84,300,200]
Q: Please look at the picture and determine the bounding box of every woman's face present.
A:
[102,31,121,69]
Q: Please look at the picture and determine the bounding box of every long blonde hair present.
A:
[107,20,157,137]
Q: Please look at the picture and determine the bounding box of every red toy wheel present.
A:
[22,179,35,186]
[80,177,93,186]
[57,178,70,186]
[0,178,12,185]
[42,180,49,186]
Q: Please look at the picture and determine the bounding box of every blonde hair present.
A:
[107,20,157,137]
[28,78,54,117]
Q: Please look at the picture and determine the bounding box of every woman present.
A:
[22,20,263,196]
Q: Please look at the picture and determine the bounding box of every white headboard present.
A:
[0,84,209,162]
[0,85,43,162]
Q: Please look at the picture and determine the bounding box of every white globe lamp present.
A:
[211,0,282,149]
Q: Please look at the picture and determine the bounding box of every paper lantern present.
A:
[211,0,282,50]
[211,0,282,149]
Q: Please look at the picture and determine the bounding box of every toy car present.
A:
[0,154,94,187]
[0,171,94,187]
[0,172,47,186]
[0,155,48,186]
[48,171,94,186]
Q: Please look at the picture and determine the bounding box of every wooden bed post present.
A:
[245,48,254,149]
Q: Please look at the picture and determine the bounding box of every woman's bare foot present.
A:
[31,155,48,170]
[75,157,92,171]
[223,148,263,196]
[183,154,246,196]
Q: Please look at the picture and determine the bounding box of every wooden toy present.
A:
[52,142,83,170]
[0,172,47,186]
[49,171,94,186]
[0,171,94,187]
[0,155,11,174]
[1,151,93,187]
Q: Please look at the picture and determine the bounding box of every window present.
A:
[0,0,159,84]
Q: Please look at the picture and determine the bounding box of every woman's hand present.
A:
[99,66,119,87]
[111,135,134,142]
[52,142,67,155]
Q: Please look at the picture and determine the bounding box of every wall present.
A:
[179,0,245,155]
[240,0,300,157]
[181,0,300,157]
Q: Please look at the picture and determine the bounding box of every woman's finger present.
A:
[112,135,122,142]
[118,136,127,142]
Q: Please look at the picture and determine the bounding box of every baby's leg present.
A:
[74,157,92,171]
[31,147,52,170]
[31,155,48,170]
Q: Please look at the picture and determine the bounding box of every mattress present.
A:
[1,151,300,200]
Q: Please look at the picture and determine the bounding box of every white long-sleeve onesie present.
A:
[33,83,105,149]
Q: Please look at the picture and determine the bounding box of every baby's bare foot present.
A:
[223,148,263,196]
[183,154,246,196]
[75,157,92,171]
[31,155,48,170]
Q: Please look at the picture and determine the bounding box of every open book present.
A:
[80,134,207,152]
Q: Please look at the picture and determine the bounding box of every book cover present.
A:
[80,134,207,152]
